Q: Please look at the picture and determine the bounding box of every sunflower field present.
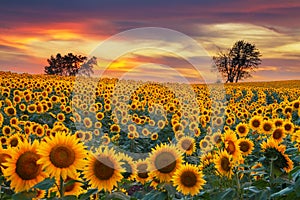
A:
[0,71,300,200]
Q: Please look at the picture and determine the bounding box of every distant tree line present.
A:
[44,53,97,77]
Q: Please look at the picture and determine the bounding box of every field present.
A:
[0,71,300,200]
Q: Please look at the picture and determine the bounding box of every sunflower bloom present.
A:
[83,146,124,192]
[148,143,183,182]
[3,140,46,192]
[172,163,206,196]
[37,131,87,180]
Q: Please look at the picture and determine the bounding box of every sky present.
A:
[1,0,300,83]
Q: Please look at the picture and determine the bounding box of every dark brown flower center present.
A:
[221,157,231,172]
[16,151,41,180]
[284,124,292,131]
[93,157,115,180]
[180,171,197,187]
[263,123,272,131]
[238,126,246,134]
[137,163,148,179]
[252,120,260,128]
[181,140,193,151]
[50,145,75,168]
[239,141,250,152]
[64,177,76,192]
[10,138,19,147]
[226,141,236,154]
[273,129,283,139]
[155,152,176,173]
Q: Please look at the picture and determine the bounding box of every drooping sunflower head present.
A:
[37,131,87,180]
[148,143,183,182]
[83,146,124,192]
[261,138,293,173]
[172,163,206,196]
[214,150,234,179]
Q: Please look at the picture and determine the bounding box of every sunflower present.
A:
[261,138,293,173]
[271,127,286,143]
[151,132,158,141]
[7,134,22,148]
[214,150,234,179]
[172,163,206,196]
[199,152,214,170]
[212,131,222,146]
[83,117,93,129]
[57,113,65,122]
[118,152,136,181]
[110,124,120,133]
[199,139,211,152]
[83,146,123,192]
[2,125,12,136]
[273,118,284,127]
[4,106,16,116]
[249,116,263,131]
[37,131,87,180]
[222,130,241,161]
[135,159,150,184]
[261,120,274,134]
[2,140,46,192]
[238,138,254,156]
[96,112,104,121]
[148,143,183,182]
[177,136,196,156]
[236,123,249,137]
[282,120,294,134]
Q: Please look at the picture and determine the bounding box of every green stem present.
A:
[236,172,242,200]
[59,176,64,198]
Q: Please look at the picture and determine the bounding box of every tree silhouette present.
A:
[44,53,96,77]
[213,40,262,83]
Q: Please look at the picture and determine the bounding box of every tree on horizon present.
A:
[44,53,96,77]
[213,40,262,83]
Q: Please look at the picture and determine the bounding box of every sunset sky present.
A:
[1,0,300,83]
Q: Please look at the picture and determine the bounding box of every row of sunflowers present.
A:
[0,71,300,199]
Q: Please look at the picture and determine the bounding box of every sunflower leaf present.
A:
[33,177,55,190]
[142,190,167,200]
[12,190,37,200]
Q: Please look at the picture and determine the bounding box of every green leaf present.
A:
[142,190,167,200]
[12,190,37,200]
[252,179,269,189]
[78,188,98,200]
[270,186,294,198]
[33,177,55,190]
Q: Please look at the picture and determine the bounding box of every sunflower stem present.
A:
[235,171,242,199]
[59,175,64,198]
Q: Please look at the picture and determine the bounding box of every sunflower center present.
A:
[16,151,41,180]
[180,171,197,187]
[154,152,176,173]
[220,157,231,172]
[273,129,283,139]
[284,124,292,131]
[238,126,246,134]
[137,163,148,179]
[50,145,75,168]
[93,157,115,180]
[263,123,272,131]
[7,107,15,115]
[252,120,260,128]
[226,141,235,154]
[182,140,193,151]
[239,141,250,152]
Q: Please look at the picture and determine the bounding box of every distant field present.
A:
[0,71,300,199]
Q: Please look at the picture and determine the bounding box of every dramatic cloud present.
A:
[1,0,300,82]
